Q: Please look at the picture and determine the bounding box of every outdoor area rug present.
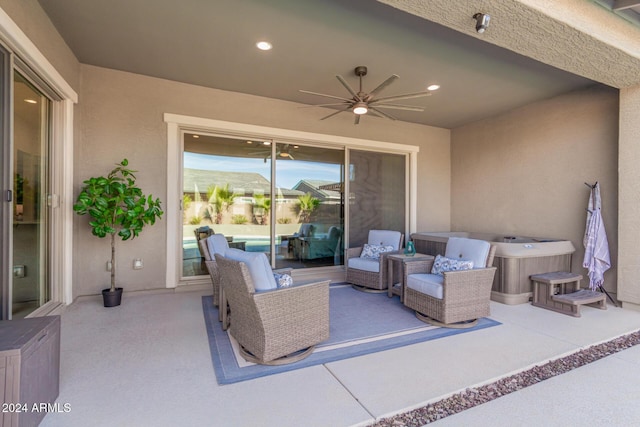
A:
[202,284,501,384]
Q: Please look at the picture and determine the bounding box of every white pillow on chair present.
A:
[224,249,277,291]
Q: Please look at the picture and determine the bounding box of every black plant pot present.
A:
[102,287,123,307]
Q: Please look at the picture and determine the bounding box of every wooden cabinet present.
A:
[0,316,61,427]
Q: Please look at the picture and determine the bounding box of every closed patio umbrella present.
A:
[583,182,613,302]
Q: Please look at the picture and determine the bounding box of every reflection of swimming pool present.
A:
[231,236,272,253]
[184,235,277,254]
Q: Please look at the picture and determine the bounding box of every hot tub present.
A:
[410,232,576,305]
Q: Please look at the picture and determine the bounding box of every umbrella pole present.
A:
[597,284,618,307]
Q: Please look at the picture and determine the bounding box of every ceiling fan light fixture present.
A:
[427,84,440,91]
[353,102,368,115]
[256,41,272,51]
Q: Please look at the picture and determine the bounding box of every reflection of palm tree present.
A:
[207,184,236,224]
[297,193,320,223]
[253,194,271,225]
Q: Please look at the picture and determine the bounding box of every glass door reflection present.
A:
[12,71,51,318]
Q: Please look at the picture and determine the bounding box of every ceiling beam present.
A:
[613,0,640,11]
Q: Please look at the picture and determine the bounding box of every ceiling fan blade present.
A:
[367,74,399,100]
[336,75,360,100]
[370,91,432,103]
[320,107,350,120]
[373,104,424,112]
[298,102,351,108]
[369,106,397,121]
[299,89,352,102]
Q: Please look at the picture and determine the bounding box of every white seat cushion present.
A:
[223,248,277,291]
[368,230,402,250]
[445,237,490,268]
[407,273,444,299]
[348,257,380,273]
[206,234,229,257]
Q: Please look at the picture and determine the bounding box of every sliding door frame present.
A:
[0,8,77,318]
[165,114,419,288]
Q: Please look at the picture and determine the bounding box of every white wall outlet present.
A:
[133,258,143,270]
[106,261,112,271]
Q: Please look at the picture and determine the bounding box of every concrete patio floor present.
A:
[40,288,640,427]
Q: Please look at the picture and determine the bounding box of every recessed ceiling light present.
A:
[192,135,199,139]
[24,99,37,104]
[246,140,253,144]
[263,141,271,146]
[427,84,440,91]
[256,41,272,51]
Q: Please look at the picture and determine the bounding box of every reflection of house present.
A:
[183,168,304,223]
[292,180,341,204]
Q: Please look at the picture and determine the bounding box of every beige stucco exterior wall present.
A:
[451,85,619,294]
[74,65,450,297]
[618,84,640,308]
[0,0,79,89]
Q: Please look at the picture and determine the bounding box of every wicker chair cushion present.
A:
[347,257,380,273]
[431,254,474,276]
[368,230,403,250]
[360,243,395,260]
[206,234,229,257]
[223,248,277,291]
[444,237,491,269]
[407,273,444,299]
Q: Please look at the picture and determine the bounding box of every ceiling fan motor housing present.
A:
[354,66,367,77]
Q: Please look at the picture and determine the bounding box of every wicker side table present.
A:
[387,253,434,301]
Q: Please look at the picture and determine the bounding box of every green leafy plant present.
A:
[277,217,292,224]
[73,159,163,293]
[231,214,249,224]
[296,193,320,223]
[206,183,237,224]
[252,194,271,225]
[189,215,202,225]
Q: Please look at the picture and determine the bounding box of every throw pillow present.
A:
[360,243,395,260]
[431,254,474,276]
[273,273,293,288]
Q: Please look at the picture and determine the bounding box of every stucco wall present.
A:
[618,84,640,308]
[74,65,450,297]
[451,85,619,294]
[0,0,79,89]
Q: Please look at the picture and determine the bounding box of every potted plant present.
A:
[73,159,163,307]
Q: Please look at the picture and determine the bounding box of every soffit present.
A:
[379,0,640,89]
[36,0,627,129]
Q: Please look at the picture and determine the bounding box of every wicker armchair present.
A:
[200,234,291,330]
[215,254,330,365]
[403,237,497,328]
[346,230,404,292]
[199,234,230,312]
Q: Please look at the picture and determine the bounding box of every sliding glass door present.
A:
[348,150,406,247]
[274,143,343,269]
[3,71,52,319]
[181,134,346,278]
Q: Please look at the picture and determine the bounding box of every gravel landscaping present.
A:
[371,330,640,426]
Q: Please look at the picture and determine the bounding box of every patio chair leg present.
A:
[415,311,479,329]
[238,345,316,366]
[351,284,386,294]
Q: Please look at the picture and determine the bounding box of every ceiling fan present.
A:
[248,142,298,162]
[300,66,435,124]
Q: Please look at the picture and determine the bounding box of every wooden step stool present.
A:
[530,271,607,317]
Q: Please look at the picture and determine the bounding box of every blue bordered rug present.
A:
[202,284,500,384]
